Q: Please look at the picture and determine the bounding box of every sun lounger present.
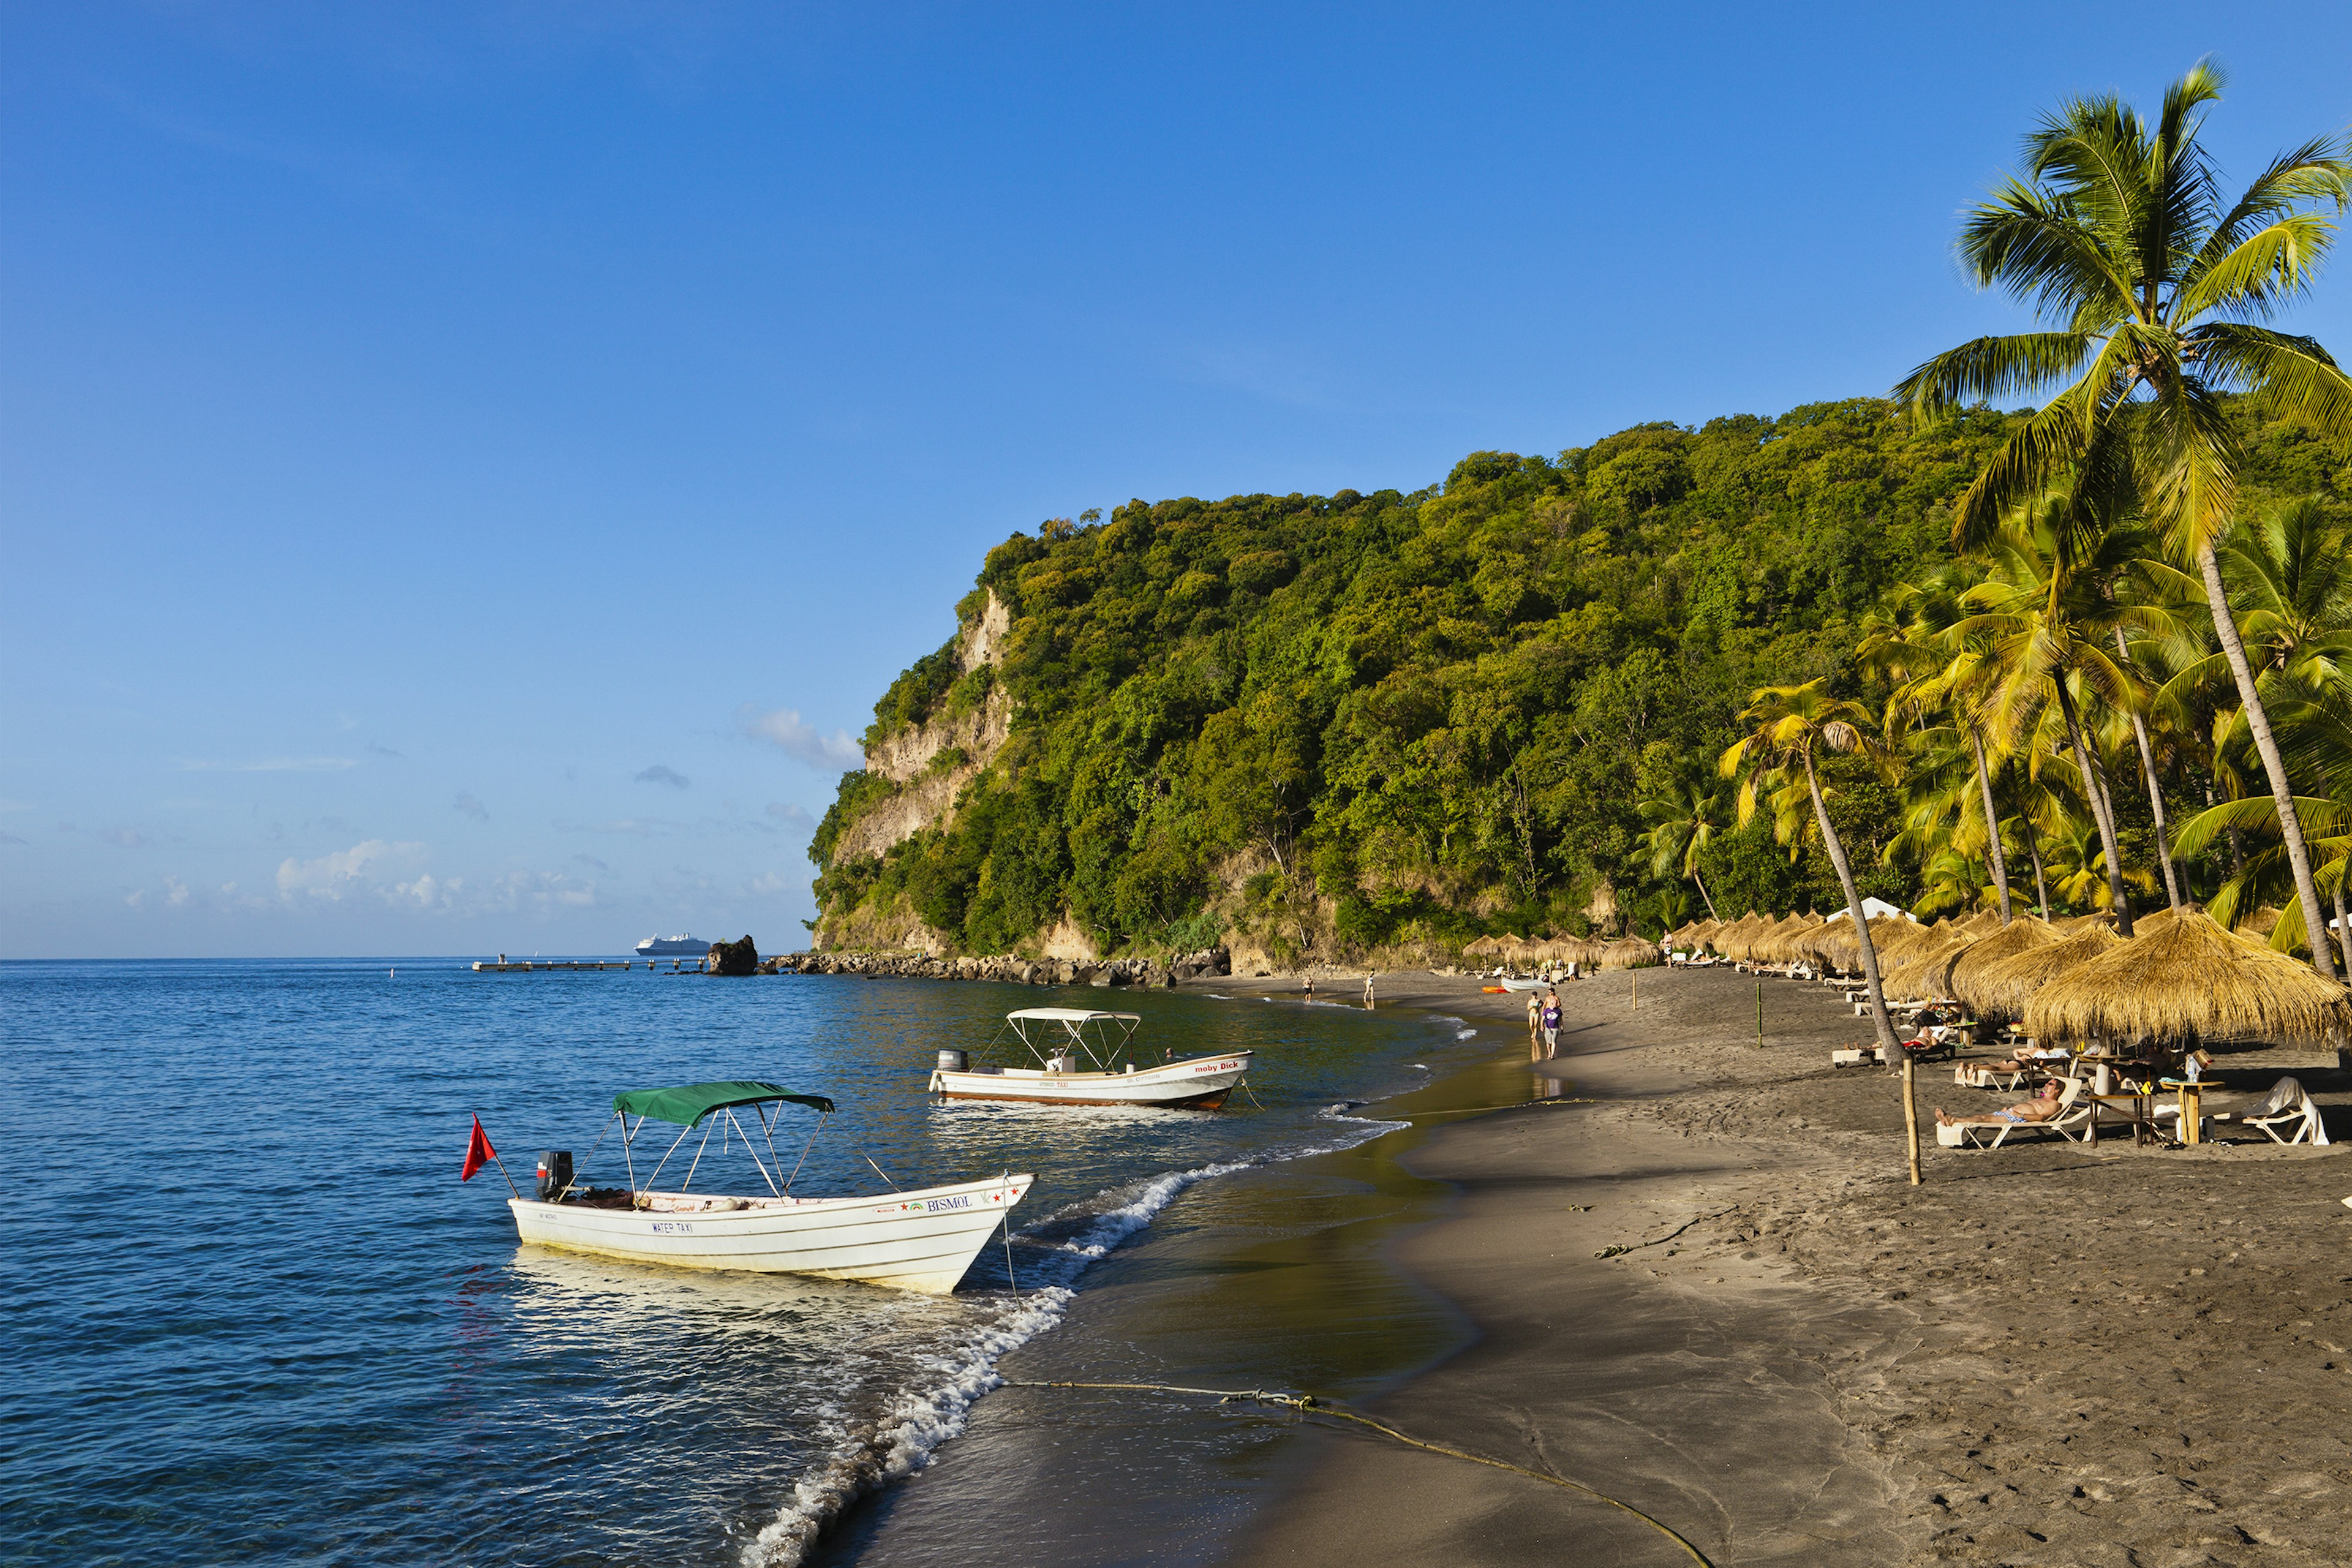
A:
[1831,1047,1869,1068]
[2230,1077,2331,1146]
[1945,1080,2089,1149]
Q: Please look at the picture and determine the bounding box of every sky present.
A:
[5,2,2350,959]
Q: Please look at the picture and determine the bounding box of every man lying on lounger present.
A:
[1936,1077,2066,1129]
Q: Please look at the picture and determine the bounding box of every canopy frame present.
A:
[997,1010,1144,1071]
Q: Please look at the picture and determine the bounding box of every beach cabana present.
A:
[2022,907,2352,1050]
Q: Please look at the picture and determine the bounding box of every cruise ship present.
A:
[635,933,710,957]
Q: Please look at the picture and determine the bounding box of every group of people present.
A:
[1526,987,1564,1057]
[1300,971,1378,1008]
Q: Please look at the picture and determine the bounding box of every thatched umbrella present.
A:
[1716,911,1766,959]
[1948,916,2061,1015]
[1810,912,1895,973]
[1600,937,1663,970]
[1679,919,1721,952]
[2054,911,2117,934]
[1966,922,2125,1020]
[2024,907,2352,1047]
[2242,905,2283,939]
[1882,926,1975,1002]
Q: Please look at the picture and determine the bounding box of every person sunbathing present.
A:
[1936,1077,2066,1128]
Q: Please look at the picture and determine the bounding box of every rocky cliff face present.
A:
[830,591,1012,870]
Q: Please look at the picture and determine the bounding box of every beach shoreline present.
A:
[1222,963,2352,1567]
[817,962,2350,1567]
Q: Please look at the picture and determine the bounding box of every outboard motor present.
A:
[535,1150,574,1200]
[937,1049,968,1073]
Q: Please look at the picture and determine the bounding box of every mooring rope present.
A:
[1001,1379,1713,1566]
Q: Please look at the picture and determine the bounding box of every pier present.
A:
[470,958,708,973]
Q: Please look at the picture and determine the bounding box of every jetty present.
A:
[470,957,707,973]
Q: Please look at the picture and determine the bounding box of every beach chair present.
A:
[2230,1077,2330,1146]
[1943,1080,2089,1149]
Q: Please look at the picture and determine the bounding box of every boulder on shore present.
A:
[707,935,760,976]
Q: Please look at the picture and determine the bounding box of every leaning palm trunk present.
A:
[1690,865,1720,922]
[2052,678,2134,935]
[1969,729,2013,924]
[1807,760,1918,1185]
[2197,542,2339,981]
[2114,628,2182,909]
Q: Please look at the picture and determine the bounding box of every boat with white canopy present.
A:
[928,1009,1251,1109]
[506,1080,1031,1294]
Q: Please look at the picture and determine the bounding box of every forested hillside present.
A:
[807,396,2348,965]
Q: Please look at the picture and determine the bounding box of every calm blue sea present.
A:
[1,960,1466,1567]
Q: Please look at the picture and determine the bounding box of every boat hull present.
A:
[508,1172,1031,1294]
[929,1051,1251,1109]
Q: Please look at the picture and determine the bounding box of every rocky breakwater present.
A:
[764,948,1230,989]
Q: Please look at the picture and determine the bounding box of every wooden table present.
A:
[2159,1079,2207,1145]
[2087,1090,2156,1147]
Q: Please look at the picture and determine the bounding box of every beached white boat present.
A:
[505,1081,1031,1294]
[1496,976,1550,993]
[929,1008,1251,1109]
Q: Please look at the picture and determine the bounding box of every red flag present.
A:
[461,1114,497,1182]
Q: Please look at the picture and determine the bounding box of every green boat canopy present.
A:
[612,1080,835,1126]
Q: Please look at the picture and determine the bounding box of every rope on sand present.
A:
[1001,1380,1714,1566]
[1406,1096,1599,1118]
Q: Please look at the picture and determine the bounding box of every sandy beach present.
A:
[1224,963,2352,1567]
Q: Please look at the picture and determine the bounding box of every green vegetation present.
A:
[815,66,2352,973]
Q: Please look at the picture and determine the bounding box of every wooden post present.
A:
[1756,981,1763,1047]
[1902,1057,1922,1186]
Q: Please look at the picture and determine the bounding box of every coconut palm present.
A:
[1896,61,2352,978]
[1867,567,2016,922]
[1638,772,1728,922]
[1720,682,1902,1055]
[1956,499,2157,932]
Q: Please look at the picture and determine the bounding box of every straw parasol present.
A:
[2241,905,2283,939]
[1709,912,1762,959]
[2024,907,2352,1047]
[1810,912,1894,973]
[1881,925,1976,1002]
[1600,937,1664,970]
[1947,916,2061,1015]
[1463,935,1505,959]
[1965,922,2125,1020]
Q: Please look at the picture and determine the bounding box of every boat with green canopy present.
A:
[505,1079,1033,1294]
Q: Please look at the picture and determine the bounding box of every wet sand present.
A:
[1231,965,2352,1567]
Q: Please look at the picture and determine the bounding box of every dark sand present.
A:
[1227,965,2352,1567]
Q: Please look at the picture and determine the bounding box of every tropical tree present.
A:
[1721,682,1902,1055]
[1866,567,2018,923]
[1638,771,1730,921]
[1956,499,2157,931]
[1897,61,2352,978]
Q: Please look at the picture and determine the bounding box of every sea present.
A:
[2,959,1494,1567]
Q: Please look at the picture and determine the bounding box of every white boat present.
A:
[928,1008,1251,1109]
[505,1081,1031,1294]
[635,933,708,957]
[1497,976,1550,993]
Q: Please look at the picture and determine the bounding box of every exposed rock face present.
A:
[824,590,1016,874]
[707,935,760,976]
[764,947,1229,987]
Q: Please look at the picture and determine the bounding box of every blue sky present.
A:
[5,2,2349,958]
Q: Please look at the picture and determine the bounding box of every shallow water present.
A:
[1,960,1468,1567]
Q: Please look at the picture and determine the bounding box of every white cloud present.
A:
[766,802,815,831]
[635,764,692,789]
[165,875,190,907]
[103,827,154,848]
[453,793,490,822]
[180,756,358,773]
[276,839,423,900]
[739,704,862,772]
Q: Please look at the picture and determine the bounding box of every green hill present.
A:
[806,396,2089,963]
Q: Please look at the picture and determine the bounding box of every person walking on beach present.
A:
[1362,971,1376,1009]
[1303,973,1314,1001]
[1539,989,1562,1057]
[1526,990,1543,1050]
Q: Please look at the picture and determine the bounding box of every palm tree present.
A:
[1638,772,1728,922]
[1722,681,1921,1183]
[1897,61,2352,979]
[1866,568,2016,923]
[1957,500,2156,932]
